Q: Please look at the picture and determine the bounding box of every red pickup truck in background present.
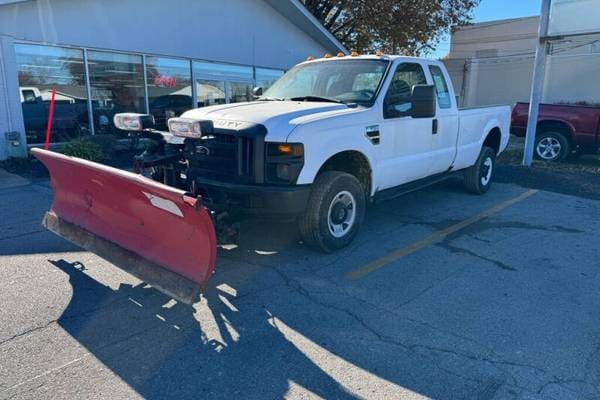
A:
[511,102,600,161]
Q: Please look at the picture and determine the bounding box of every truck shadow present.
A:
[41,179,588,399]
[49,259,361,399]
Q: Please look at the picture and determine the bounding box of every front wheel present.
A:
[464,146,496,195]
[299,171,366,253]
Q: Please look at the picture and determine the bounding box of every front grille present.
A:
[185,133,255,183]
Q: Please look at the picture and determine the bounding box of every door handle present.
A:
[432,119,438,135]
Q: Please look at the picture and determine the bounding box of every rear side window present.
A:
[429,65,451,109]
[22,90,37,103]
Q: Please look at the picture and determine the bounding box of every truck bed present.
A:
[452,104,512,170]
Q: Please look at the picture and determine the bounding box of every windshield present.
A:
[263,59,389,105]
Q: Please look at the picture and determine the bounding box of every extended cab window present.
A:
[384,63,427,118]
[429,65,451,109]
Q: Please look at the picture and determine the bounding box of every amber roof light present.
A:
[324,53,333,58]
[307,55,315,61]
[351,51,359,57]
[375,50,384,56]
[337,52,345,57]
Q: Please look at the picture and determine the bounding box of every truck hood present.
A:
[181,101,352,141]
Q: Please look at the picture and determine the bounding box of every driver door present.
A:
[377,62,436,189]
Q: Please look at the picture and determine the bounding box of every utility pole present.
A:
[523,0,552,166]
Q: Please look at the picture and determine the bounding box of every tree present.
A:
[301,0,479,55]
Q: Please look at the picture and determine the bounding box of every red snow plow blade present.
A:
[32,148,217,304]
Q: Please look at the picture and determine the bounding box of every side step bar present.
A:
[43,211,202,304]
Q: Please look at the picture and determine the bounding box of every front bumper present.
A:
[195,178,311,216]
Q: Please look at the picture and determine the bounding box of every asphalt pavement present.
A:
[1,172,599,400]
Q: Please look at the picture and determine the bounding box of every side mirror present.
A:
[113,113,155,131]
[252,87,263,98]
[411,85,436,118]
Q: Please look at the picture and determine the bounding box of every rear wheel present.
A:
[534,130,570,162]
[299,171,366,253]
[464,146,495,195]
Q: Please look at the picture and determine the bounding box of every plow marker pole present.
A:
[44,88,57,150]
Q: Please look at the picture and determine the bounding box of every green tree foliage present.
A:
[301,0,479,55]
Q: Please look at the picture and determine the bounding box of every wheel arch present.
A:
[315,150,373,196]
[483,126,502,155]
[537,119,574,143]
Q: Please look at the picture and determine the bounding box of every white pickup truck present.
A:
[33,54,510,303]
[172,55,510,250]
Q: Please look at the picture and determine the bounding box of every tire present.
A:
[464,146,496,195]
[534,130,570,162]
[299,171,366,253]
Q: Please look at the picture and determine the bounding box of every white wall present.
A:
[449,17,539,59]
[0,35,26,159]
[0,0,329,70]
[543,53,600,104]
[446,17,600,108]
[0,0,333,159]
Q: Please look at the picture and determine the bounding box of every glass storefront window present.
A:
[15,42,291,141]
[15,43,89,143]
[255,67,285,90]
[87,51,145,134]
[146,57,192,130]
[196,79,226,107]
[194,61,253,80]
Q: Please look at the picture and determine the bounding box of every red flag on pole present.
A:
[44,88,57,150]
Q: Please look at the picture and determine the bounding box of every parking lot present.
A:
[1,173,600,400]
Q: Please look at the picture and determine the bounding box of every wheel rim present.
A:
[327,190,356,238]
[480,156,493,186]
[536,137,562,160]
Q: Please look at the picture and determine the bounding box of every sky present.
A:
[431,0,543,59]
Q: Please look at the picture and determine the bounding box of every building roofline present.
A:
[1,0,348,54]
[264,0,347,54]
[456,15,540,31]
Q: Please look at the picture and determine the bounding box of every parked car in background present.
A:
[20,87,89,143]
[511,102,600,161]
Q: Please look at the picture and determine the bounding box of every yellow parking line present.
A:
[346,189,539,280]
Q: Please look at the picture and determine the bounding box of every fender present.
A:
[291,128,377,195]
[538,117,576,137]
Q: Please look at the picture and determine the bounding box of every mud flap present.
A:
[32,148,217,304]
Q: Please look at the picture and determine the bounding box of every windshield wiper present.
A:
[289,96,346,104]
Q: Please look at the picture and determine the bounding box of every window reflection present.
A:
[230,82,253,103]
[146,57,192,130]
[15,43,89,143]
[87,51,145,134]
[255,67,284,90]
[196,79,226,107]
[194,61,253,80]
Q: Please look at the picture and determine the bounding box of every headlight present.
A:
[113,113,155,131]
[168,118,213,139]
[265,142,304,184]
